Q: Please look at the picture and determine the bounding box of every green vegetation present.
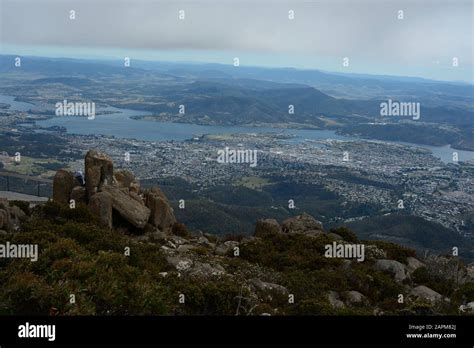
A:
[0,201,472,316]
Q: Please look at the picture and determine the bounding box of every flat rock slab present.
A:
[101,185,150,228]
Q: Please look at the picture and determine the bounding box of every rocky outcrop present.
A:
[52,149,176,232]
[85,150,114,199]
[53,169,76,204]
[113,169,136,189]
[281,213,324,236]
[101,185,150,229]
[89,192,113,229]
[145,187,176,233]
[70,186,86,204]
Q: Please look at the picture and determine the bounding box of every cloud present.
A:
[1,0,472,66]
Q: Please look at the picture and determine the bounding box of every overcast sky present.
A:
[1,0,472,82]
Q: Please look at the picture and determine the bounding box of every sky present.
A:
[1,0,473,82]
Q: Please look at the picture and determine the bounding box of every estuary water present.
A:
[2,94,473,164]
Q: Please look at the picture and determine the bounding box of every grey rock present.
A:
[374,259,409,282]
[406,257,425,274]
[344,290,366,304]
[281,213,324,236]
[215,241,239,256]
[166,256,193,272]
[70,186,86,204]
[89,192,113,229]
[189,262,226,278]
[53,169,76,204]
[466,263,474,281]
[113,169,136,189]
[85,150,114,199]
[250,279,289,295]
[327,290,345,309]
[145,187,176,233]
[177,244,198,253]
[0,209,10,231]
[410,285,443,303]
[101,185,150,228]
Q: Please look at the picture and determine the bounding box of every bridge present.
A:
[0,171,52,199]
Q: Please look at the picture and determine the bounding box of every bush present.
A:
[240,233,341,271]
[370,241,416,263]
[329,227,358,243]
[412,267,454,297]
[9,200,30,215]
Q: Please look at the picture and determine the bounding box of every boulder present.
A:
[281,213,324,236]
[129,182,140,194]
[177,244,198,253]
[406,257,425,274]
[101,185,150,228]
[145,187,176,233]
[166,256,193,272]
[344,290,366,304]
[410,285,443,303]
[327,291,345,309]
[129,191,145,205]
[89,192,113,229]
[374,259,409,283]
[85,150,113,199]
[113,169,136,189]
[189,262,226,278]
[0,208,9,230]
[250,279,289,296]
[70,186,86,204]
[9,205,26,230]
[215,241,239,256]
[459,301,474,312]
[254,219,281,237]
[195,235,214,248]
[466,263,474,282]
[53,169,76,204]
